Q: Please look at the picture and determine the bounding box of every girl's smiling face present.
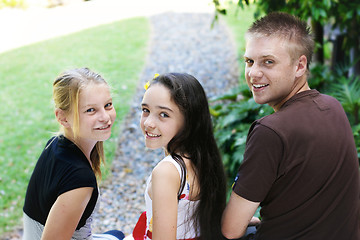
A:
[67,83,116,144]
[140,84,184,150]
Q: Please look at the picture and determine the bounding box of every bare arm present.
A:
[41,187,93,240]
[151,161,180,240]
[221,191,260,239]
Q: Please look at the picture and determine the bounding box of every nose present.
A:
[143,114,155,129]
[99,109,111,123]
[248,63,263,79]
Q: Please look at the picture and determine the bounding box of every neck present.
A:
[63,130,96,166]
[295,78,311,94]
[273,78,310,112]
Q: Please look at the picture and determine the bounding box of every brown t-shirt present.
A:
[233,90,360,240]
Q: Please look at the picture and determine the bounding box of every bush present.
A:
[210,83,272,188]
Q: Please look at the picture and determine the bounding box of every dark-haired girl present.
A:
[125,73,227,240]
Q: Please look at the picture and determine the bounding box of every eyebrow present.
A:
[141,103,174,112]
[82,98,113,109]
[262,54,275,59]
[243,54,275,59]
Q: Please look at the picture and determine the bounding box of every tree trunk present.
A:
[349,17,360,77]
[311,20,324,65]
[331,34,345,72]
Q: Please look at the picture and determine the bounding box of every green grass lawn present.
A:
[0,17,150,235]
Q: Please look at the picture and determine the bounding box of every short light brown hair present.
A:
[246,12,314,70]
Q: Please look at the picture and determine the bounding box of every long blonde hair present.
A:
[52,67,109,178]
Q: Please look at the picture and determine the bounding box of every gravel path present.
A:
[2,10,239,240]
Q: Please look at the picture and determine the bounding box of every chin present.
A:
[145,142,161,150]
[253,98,267,105]
[97,133,112,142]
[145,145,158,150]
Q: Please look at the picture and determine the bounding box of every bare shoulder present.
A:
[152,160,180,183]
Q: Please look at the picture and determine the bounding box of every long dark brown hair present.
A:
[148,73,227,239]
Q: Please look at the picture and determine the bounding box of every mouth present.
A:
[146,132,161,138]
[252,83,269,90]
[95,125,111,130]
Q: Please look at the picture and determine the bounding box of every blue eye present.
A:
[105,102,113,108]
[86,108,95,113]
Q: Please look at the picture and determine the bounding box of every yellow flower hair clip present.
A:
[144,81,150,90]
[144,73,160,90]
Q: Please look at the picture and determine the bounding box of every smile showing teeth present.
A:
[97,125,110,130]
[253,83,269,89]
[147,132,161,137]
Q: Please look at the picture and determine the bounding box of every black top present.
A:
[23,135,98,230]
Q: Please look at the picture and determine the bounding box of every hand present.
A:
[249,216,261,226]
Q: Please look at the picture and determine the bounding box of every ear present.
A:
[295,55,307,78]
[55,108,70,128]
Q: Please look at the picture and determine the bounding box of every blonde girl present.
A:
[23,68,124,240]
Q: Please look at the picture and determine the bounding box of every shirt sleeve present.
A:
[57,163,97,197]
[232,123,283,202]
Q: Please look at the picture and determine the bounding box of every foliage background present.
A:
[212,1,360,191]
